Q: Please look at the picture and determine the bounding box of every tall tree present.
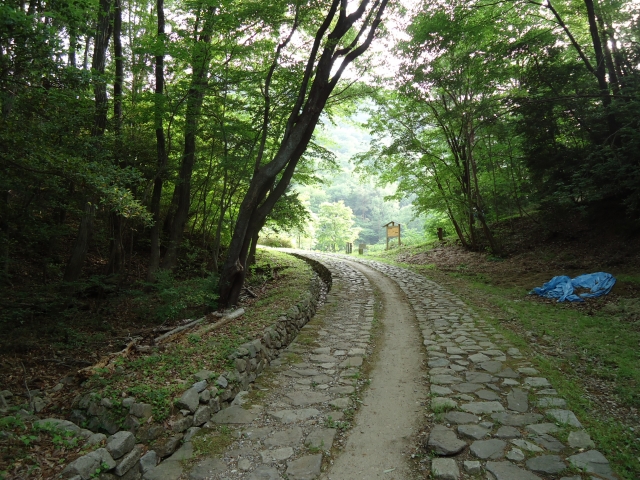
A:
[148,0,168,280]
[219,0,390,307]
[161,4,218,269]
[64,0,113,282]
[106,0,126,275]
[315,200,360,251]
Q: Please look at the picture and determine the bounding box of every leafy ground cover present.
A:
[362,216,640,479]
[0,249,314,479]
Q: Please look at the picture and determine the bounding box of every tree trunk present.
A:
[218,0,390,307]
[606,19,626,80]
[468,125,501,255]
[431,163,470,248]
[462,149,477,249]
[148,0,167,281]
[64,0,112,282]
[544,0,616,136]
[105,213,125,275]
[82,35,91,70]
[161,8,216,270]
[106,0,125,275]
[64,201,96,282]
[583,0,617,136]
[0,190,8,282]
[597,15,619,95]
[247,231,259,267]
[211,182,229,274]
[68,29,77,68]
[113,0,123,136]
[91,0,113,137]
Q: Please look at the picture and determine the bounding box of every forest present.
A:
[1,0,639,322]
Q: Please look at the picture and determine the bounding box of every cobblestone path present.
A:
[347,257,618,480]
[179,254,378,480]
[175,253,618,480]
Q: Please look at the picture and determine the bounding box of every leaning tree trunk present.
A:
[544,0,616,138]
[64,0,112,282]
[431,165,469,248]
[219,0,390,307]
[468,125,501,255]
[461,149,478,250]
[148,0,167,280]
[161,8,216,270]
[597,15,619,95]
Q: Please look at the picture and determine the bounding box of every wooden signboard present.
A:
[383,221,401,250]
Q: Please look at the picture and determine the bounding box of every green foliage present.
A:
[259,236,294,248]
[90,462,112,478]
[351,0,640,253]
[138,270,219,323]
[0,416,25,431]
[314,201,361,252]
[33,423,80,449]
[192,426,233,457]
[77,249,313,429]
[302,118,427,249]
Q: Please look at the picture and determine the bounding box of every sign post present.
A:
[383,221,401,250]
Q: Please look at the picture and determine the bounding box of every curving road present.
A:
[173,252,618,480]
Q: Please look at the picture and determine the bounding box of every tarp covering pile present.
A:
[530,272,616,302]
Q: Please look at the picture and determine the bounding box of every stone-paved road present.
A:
[171,253,618,480]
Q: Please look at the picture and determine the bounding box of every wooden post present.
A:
[437,228,443,241]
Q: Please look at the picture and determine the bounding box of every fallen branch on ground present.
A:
[75,309,243,378]
[196,308,245,336]
[153,317,209,344]
[244,286,257,298]
[77,338,140,378]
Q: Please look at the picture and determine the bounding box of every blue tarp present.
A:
[530,272,616,302]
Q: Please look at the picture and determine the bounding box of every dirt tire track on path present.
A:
[322,258,426,480]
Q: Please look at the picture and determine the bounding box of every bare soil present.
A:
[322,259,426,480]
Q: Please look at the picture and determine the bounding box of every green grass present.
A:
[365,249,640,480]
[461,280,640,407]
[191,425,233,456]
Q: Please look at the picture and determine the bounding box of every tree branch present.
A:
[283,0,342,140]
[254,5,300,174]
[528,0,596,76]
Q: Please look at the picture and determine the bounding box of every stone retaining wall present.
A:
[55,257,330,479]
